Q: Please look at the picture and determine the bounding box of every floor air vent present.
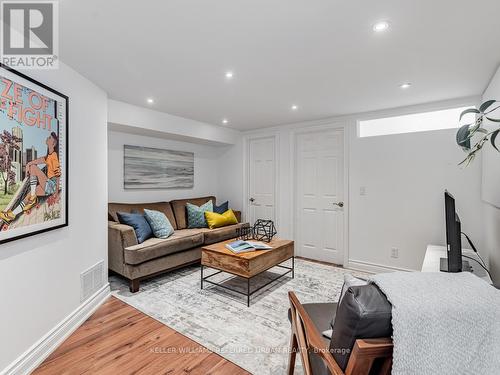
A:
[80,261,105,302]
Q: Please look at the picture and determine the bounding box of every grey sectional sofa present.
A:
[108,196,248,292]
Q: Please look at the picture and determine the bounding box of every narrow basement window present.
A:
[358,106,475,138]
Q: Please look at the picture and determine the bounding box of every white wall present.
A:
[108,100,240,146]
[108,130,227,204]
[482,66,500,282]
[349,124,482,271]
[216,136,245,212]
[0,64,108,371]
[235,97,483,272]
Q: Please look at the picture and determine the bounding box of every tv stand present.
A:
[439,257,471,273]
[423,245,492,283]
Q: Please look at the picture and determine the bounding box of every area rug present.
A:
[110,258,368,374]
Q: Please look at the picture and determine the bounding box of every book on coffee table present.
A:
[225,240,272,254]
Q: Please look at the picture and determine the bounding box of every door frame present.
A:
[291,123,350,266]
[243,134,280,231]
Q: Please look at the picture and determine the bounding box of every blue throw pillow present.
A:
[186,200,213,228]
[143,209,174,239]
[213,201,229,214]
[116,212,153,244]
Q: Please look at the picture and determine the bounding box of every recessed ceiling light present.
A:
[146,98,154,104]
[225,71,233,79]
[222,119,229,124]
[400,82,412,89]
[373,21,390,32]
[291,105,298,111]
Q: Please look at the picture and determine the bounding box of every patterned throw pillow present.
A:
[143,209,174,239]
[213,201,229,214]
[116,212,153,244]
[186,200,213,228]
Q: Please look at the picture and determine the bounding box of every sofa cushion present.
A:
[329,284,392,371]
[203,223,249,245]
[123,247,202,280]
[186,201,213,228]
[170,196,216,229]
[205,209,238,229]
[124,229,205,265]
[144,209,174,239]
[109,202,177,230]
[213,201,229,214]
[116,212,153,244]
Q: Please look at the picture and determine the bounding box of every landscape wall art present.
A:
[124,145,194,189]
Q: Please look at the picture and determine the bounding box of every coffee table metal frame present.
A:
[200,256,294,307]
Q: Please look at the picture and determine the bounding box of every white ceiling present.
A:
[60,0,500,130]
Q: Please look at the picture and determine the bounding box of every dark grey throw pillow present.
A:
[329,284,392,370]
[116,211,153,244]
[338,274,368,306]
[332,274,368,328]
[214,201,229,214]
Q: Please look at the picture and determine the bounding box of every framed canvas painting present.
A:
[124,145,194,189]
[0,64,68,244]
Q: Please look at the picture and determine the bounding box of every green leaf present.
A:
[485,116,500,122]
[491,129,500,152]
[456,124,471,150]
[485,104,500,114]
[460,108,480,121]
[479,100,497,113]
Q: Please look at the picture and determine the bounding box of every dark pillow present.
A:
[333,274,368,326]
[213,201,229,214]
[338,274,368,305]
[329,284,392,371]
[117,212,153,244]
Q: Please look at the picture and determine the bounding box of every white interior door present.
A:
[295,129,344,264]
[248,137,276,225]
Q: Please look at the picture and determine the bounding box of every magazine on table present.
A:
[225,240,273,254]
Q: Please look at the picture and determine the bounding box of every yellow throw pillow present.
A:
[205,209,238,229]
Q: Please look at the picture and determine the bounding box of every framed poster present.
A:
[0,64,68,244]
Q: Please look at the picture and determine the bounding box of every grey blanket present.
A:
[370,271,500,375]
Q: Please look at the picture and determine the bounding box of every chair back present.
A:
[288,291,393,375]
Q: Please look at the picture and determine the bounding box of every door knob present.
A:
[249,197,255,202]
[333,202,344,208]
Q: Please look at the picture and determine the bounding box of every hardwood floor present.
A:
[33,296,251,375]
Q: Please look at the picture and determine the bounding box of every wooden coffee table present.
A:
[201,237,294,306]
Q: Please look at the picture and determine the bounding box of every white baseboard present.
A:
[2,283,110,375]
[347,259,416,274]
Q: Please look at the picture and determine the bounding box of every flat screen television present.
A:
[442,191,464,272]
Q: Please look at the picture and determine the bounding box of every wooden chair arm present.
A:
[355,338,393,352]
[288,291,344,375]
[345,338,393,375]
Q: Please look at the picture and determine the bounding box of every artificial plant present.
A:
[456,100,500,166]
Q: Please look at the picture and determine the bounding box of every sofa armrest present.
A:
[109,221,138,248]
[233,210,242,223]
[108,221,138,273]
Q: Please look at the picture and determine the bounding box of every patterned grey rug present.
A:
[110,258,367,374]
